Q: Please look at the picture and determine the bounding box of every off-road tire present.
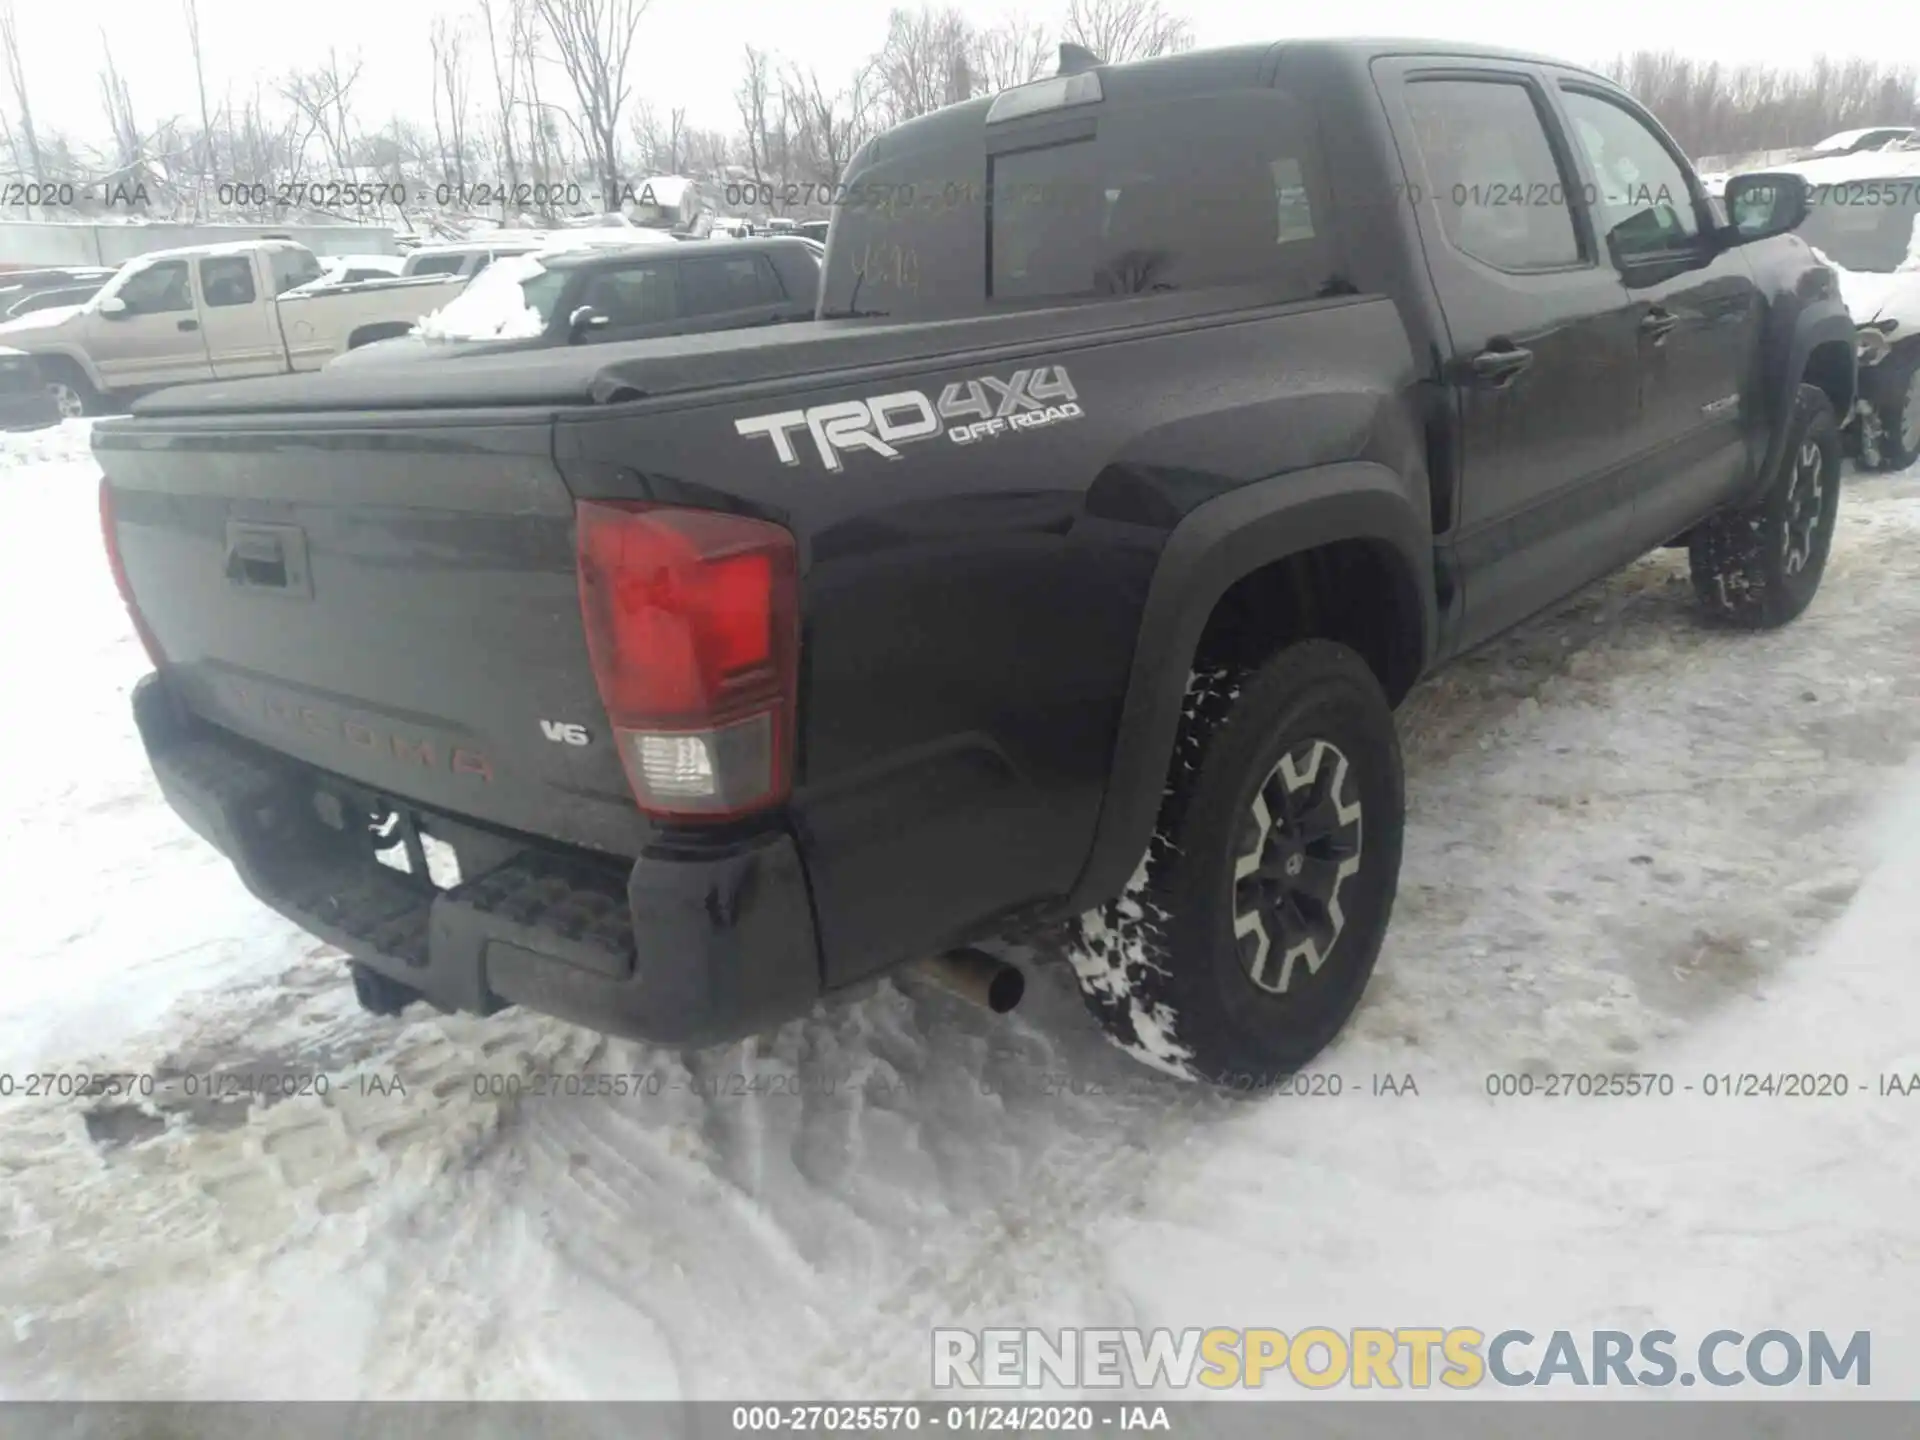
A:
[1866,347,1920,473]
[1067,640,1405,1091]
[1688,383,1841,629]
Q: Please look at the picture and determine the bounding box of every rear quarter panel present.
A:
[556,294,1425,985]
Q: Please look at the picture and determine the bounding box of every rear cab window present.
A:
[267,247,324,295]
[199,255,258,307]
[822,75,1340,320]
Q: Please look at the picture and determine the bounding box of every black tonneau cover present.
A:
[123,282,1335,419]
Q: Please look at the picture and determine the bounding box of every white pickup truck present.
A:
[0,239,468,417]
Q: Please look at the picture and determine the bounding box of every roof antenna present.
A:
[1057,42,1103,75]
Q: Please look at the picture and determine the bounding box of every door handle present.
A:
[1466,345,1535,388]
[177,318,200,332]
[1640,308,1678,342]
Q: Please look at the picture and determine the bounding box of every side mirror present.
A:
[97,296,128,318]
[1722,172,1811,245]
[568,305,610,341]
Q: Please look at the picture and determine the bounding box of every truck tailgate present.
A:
[94,411,649,857]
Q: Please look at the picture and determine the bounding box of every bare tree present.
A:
[1603,50,1920,159]
[429,15,472,187]
[474,0,524,197]
[872,6,975,122]
[0,0,44,178]
[630,100,686,173]
[517,7,558,185]
[1060,0,1191,64]
[736,45,790,199]
[535,0,649,205]
[97,35,143,175]
[279,50,364,174]
[969,12,1052,94]
[183,0,216,213]
[784,64,877,192]
[680,124,734,177]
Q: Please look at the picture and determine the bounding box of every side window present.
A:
[579,261,679,326]
[985,89,1334,305]
[1559,90,1700,261]
[406,254,468,278]
[680,254,776,314]
[199,256,257,308]
[267,249,323,295]
[1404,79,1581,272]
[117,261,193,315]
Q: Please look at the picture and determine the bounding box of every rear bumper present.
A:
[133,673,823,1047]
[0,385,58,431]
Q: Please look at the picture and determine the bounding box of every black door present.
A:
[1550,80,1764,550]
[1377,61,1643,647]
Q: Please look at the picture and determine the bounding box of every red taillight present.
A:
[99,478,167,670]
[575,500,798,820]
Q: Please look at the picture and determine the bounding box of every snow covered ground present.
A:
[2,419,1919,1401]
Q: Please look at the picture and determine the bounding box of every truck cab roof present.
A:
[861,37,1611,162]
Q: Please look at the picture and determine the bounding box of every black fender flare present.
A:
[1063,461,1436,914]
[1749,300,1856,503]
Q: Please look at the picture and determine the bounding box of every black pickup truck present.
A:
[95,39,1855,1089]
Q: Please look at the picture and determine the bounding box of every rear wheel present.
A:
[1067,641,1405,1090]
[1688,382,1841,629]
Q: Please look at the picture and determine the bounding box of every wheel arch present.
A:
[1063,461,1436,914]
[1747,303,1856,504]
[29,346,106,393]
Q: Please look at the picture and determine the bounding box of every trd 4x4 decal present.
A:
[734,366,1084,472]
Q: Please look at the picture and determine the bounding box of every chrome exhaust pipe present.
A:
[916,947,1026,1014]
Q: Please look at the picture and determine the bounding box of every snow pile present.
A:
[412,253,550,341]
[0,417,95,471]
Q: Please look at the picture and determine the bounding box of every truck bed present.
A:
[127,283,1343,416]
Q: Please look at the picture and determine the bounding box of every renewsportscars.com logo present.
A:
[734,366,1084,472]
[931,1326,1872,1390]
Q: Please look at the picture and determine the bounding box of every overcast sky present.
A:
[15,0,1914,155]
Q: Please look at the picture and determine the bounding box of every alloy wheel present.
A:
[47,382,84,421]
[1231,739,1364,995]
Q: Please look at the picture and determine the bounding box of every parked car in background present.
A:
[0,347,56,429]
[287,254,407,292]
[0,240,469,417]
[5,282,107,320]
[1809,126,1918,158]
[797,220,830,244]
[330,235,822,367]
[399,236,548,279]
[1741,149,1920,469]
[0,266,118,303]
